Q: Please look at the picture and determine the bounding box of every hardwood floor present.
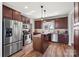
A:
[11,42,42,57]
[23,50,42,57]
[43,43,74,57]
[11,51,25,57]
[11,42,74,57]
[11,50,42,57]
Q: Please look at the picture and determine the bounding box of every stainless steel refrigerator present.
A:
[2,18,23,57]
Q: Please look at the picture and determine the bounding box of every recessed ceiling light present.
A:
[25,6,28,9]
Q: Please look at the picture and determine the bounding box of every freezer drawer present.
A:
[19,41,23,50]
[9,44,13,55]
[3,44,11,57]
[12,42,17,54]
[12,42,20,54]
[16,42,20,51]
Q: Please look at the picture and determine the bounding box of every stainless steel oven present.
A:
[22,30,31,46]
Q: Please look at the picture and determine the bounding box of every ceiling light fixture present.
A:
[44,9,46,18]
[41,5,44,20]
[25,6,28,9]
[40,5,47,21]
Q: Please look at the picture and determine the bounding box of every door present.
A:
[74,2,79,56]
[3,18,13,45]
[18,22,23,41]
[12,20,19,42]
[74,29,79,56]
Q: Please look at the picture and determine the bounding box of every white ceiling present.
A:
[3,2,74,19]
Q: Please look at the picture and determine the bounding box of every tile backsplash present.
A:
[55,29,68,34]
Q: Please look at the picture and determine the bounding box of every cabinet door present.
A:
[21,15,26,23]
[74,2,79,23]
[74,2,79,56]
[55,17,68,29]
[74,29,79,56]
[35,20,42,29]
[41,35,50,53]
[58,34,68,44]
[3,5,12,19]
[33,37,42,52]
[26,18,30,24]
[13,10,21,21]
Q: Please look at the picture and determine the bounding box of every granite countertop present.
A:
[33,34,41,37]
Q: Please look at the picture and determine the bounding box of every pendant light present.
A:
[41,5,44,20]
[44,9,46,18]
[41,5,47,21]
[43,9,46,22]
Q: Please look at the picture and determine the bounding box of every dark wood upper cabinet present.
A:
[21,15,26,23]
[13,10,21,21]
[3,5,12,19]
[74,2,79,23]
[21,15,30,24]
[55,17,68,29]
[3,5,30,23]
[35,20,42,29]
[3,5,21,21]
[26,18,30,24]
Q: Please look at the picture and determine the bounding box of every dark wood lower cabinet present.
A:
[33,35,42,53]
[33,34,50,53]
[41,34,51,53]
[58,33,68,44]
[41,34,51,41]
